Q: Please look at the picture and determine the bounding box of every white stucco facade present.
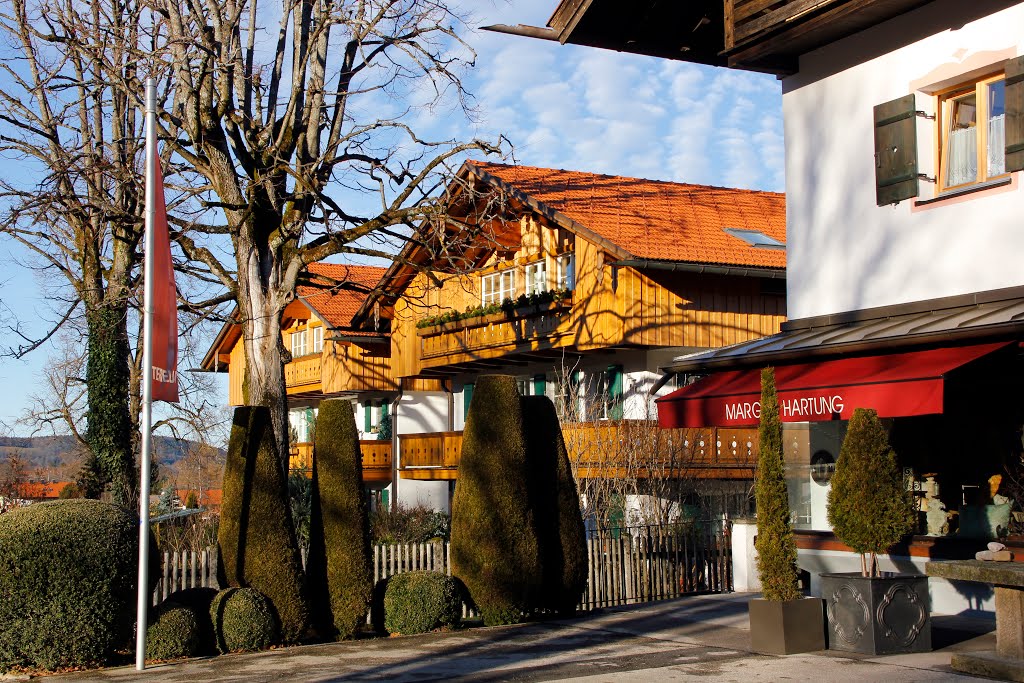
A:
[783,1,1024,320]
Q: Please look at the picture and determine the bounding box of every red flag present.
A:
[150,156,179,403]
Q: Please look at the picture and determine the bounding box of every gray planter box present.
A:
[820,572,931,654]
[748,597,826,655]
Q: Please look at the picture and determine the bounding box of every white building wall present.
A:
[783,1,1024,320]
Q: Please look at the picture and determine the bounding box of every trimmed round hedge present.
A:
[0,499,157,672]
[383,571,462,635]
[146,602,201,661]
[164,587,218,655]
[210,588,279,653]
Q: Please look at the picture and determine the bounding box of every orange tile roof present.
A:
[298,263,387,330]
[18,482,72,499]
[468,162,786,269]
[175,488,222,507]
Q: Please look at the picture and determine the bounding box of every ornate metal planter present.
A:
[820,572,931,654]
[748,597,826,655]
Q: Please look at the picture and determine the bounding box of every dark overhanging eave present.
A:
[612,258,785,279]
[482,24,560,42]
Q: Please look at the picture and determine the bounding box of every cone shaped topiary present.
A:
[521,395,588,615]
[827,407,915,577]
[754,368,801,602]
[451,375,542,625]
[218,406,310,643]
[305,399,373,640]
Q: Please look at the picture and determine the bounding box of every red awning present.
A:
[656,342,1012,428]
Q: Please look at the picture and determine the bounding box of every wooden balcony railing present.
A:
[397,423,758,481]
[398,431,462,480]
[284,354,322,390]
[416,301,572,363]
[289,440,393,483]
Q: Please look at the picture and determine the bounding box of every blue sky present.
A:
[0,0,783,434]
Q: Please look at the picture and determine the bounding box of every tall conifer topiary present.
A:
[754,367,801,601]
[218,406,310,643]
[520,396,587,615]
[827,408,915,577]
[451,375,542,625]
[305,399,373,639]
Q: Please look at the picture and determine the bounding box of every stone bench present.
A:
[926,560,1024,681]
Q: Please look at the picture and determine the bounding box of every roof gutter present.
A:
[612,259,785,279]
[665,323,1024,375]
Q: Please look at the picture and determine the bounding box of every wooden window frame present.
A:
[936,72,1009,193]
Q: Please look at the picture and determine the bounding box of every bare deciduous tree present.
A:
[141,0,508,462]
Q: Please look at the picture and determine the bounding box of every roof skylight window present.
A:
[723,228,786,250]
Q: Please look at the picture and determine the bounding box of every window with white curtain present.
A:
[312,326,323,353]
[940,75,1007,190]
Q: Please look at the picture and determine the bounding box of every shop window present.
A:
[312,326,323,353]
[524,261,547,295]
[556,253,575,290]
[938,74,1007,190]
[291,327,307,357]
[481,268,515,305]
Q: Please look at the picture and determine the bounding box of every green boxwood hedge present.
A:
[0,499,156,671]
[218,406,310,643]
[305,399,373,640]
[146,602,201,661]
[383,571,462,635]
[164,587,218,655]
[210,587,279,653]
[450,375,542,626]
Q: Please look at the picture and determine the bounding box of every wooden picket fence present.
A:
[156,524,731,612]
[152,548,220,605]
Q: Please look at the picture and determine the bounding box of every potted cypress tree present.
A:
[748,367,825,655]
[822,407,929,654]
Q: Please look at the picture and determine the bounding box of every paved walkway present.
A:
[46,593,999,682]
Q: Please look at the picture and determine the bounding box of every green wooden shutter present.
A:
[305,407,315,442]
[463,383,474,417]
[873,94,919,205]
[381,402,389,418]
[607,365,623,420]
[363,400,372,432]
[1006,56,1024,173]
[533,374,546,397]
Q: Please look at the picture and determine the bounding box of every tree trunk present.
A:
[84,302,136,510]
[239,260,292,472]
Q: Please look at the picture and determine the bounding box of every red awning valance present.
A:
[656,342,1012,428]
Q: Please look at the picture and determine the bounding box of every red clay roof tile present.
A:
[298,263,387,329]
[468,162,786,269]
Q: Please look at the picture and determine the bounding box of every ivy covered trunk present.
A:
[83,301,135,510]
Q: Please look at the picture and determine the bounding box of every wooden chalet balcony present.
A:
[416,299,573,367]
[397,424,758,481]
[289,441,393,484]
[284,354,322,395]
[724,0,933,73]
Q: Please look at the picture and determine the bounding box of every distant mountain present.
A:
[0,435,222,470]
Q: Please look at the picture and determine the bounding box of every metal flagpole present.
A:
[135,77,157,671]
